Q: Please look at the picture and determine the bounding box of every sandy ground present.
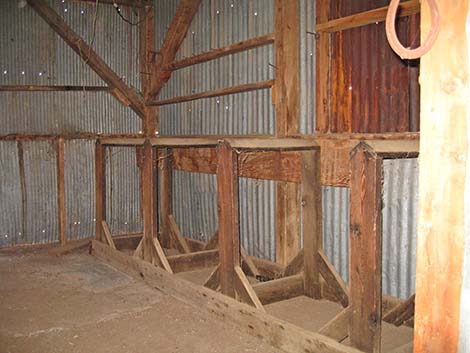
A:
[0,248,283,353]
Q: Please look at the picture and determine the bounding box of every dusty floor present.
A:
[0,248,284,353]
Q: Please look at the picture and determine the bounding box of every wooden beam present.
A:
[159,149,172,248]
[101,221,117,250]
[151,237,173,274]
[316,0,420,33]
[414,2,468,352]
[0,85,110,92]
[248,256,284,280]
[216,141,240,298]
[240,246,260,277]
[383,294,415,327]
[318,250,349,307]
[234,266,265,311]
[203,265,220,290]
[253,274,304,305]
[283,248,304,276]
[167,249,219,273]
[55,137,66,246]
[75,0,152,7]
[48,238,90,256]
[318,308,350,342]
[274,0,301,267]
[92,240,362,353]
[166,33,275,71]
[148,0,202,98]
[168,215,191,254]
[148,80,275,106]
[302,149,322,299]
[315,0,330,132]
[349,143,383,353]
[94,141,106,242]
[141,139,157,262]
[26,0,145,118]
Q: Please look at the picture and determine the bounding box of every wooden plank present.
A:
[248,256,284,280]
[56,137,66,246]
[318,308,350,342]
[383,294,415,326]
[148,0,202,98]
[141,140,157,262]
[184,237,206,252]
[101,221,117,250]
[238,151,301,182]
[0,85,110,92]
[151,237,173,274]
[148,80,275,106]
[167,250,219,273]
[168,215,191,254]
[252,274,304,305]
[316,0,420,33]
[283,249,304,276]
[240,246,260,277]
[318,250,349,307]
[26,0,145,118]
[75,0,152,7]
[159,149,172,248]
[203,265,220,290]
[302,149,322,299]
[172,147,217,174]
[92,240,362,353]
[315,0,330,132]
[48,238,90,256]
[94,141,106,242]
[216,142,240,297]
[349,142,383,352]
[166,33,275,71]
[204,230,219,250]
[234,266,265,311]
[133,237,144,258]
[318,139,351,186]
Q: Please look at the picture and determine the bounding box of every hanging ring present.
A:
[385,0,440,60]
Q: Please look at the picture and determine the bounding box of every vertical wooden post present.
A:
[139,5,158,136]
[315,0,330,132]
[414,1,468,352]
[217,142,240,298]
[159,148,173,248]
[141,139,157,262]
[349,143,382,353]
[95,140,106,242]
[56,137,66,246]
[274,0,301,266]
[302,148,322,299]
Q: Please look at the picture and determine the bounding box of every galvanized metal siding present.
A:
[323,159,419,299]
[0,0,141,134]
[0,142,22,247]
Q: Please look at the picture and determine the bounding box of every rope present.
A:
[385,0,440,59]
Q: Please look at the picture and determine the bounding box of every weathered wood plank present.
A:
[240,247,260,277]
[383,294,415,326]
[141,140,157,262]
[94,141,106,242]
[101,221,117,250]
[234,266,265,311]
[203,265,220,290]
[318,250,349,307]
[168,215,191,254]
[204,231,219,250]
[283,249,304,277]
[349,143,383,352]
[92,240,363,353]
[0,85,110,92]
[216,142,240,297]
[56,137,66,246]
[315,0,330,132]
[26,0,145,117]
[302,149,322,299]
[159,149,173,248]
[253,274,304,305]
[318,308,350,342]
[166,33,275,71]
[167,250,219,273]
[316,0,419,33]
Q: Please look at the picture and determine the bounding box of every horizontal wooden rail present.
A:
[74,0,152,8]
[0,133,143,142]
[316,0,419,33]
[165,33,275,71]
[0,85,111,92]
[147,80,275,106]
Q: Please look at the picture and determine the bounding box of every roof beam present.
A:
[26,0,145,118]
[147,0,202,99]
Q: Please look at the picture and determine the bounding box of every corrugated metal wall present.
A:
[0,0,142,246]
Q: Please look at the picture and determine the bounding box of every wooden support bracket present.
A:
[168,214,191,254]
[234,266,265,311]
[318,308,350,342]
[318,250,349,307]
[203,265,220,290]
[101,221,117,250]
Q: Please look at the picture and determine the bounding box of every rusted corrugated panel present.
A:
[0,0,141,135]
[328,1,420,133]
[0,142,22,247]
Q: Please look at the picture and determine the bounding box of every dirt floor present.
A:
[0,247,284,353]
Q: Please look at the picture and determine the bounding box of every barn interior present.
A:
[0,1,468,353]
